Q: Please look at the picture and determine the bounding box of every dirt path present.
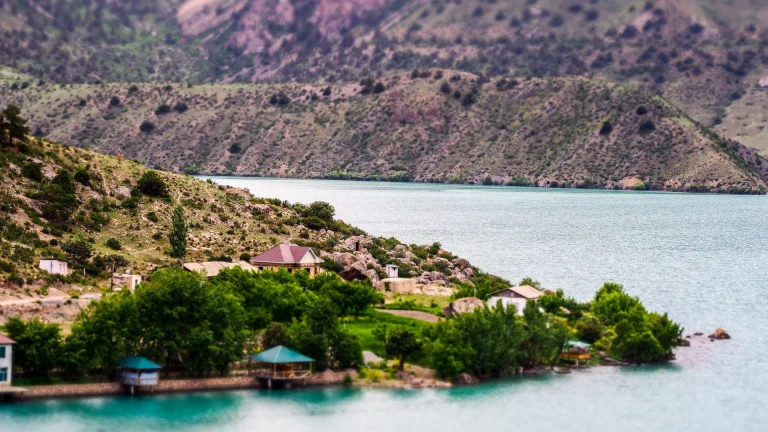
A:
[375,309,441,323]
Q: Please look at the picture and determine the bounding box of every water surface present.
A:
[3,179,766,431]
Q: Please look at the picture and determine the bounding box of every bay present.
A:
[2,178,766,431]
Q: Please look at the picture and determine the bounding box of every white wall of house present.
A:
[39,259,68,275]
[0,344,13,386]
[488,297,527,316]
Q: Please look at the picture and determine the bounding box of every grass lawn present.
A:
[383,293,451,315]
[343,310,432,357]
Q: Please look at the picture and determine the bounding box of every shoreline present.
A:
[198,175,768,196]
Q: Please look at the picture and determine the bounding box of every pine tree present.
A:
[169,205,188,265]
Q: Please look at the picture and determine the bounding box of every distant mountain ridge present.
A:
[2,0,768,154]
[2,73,765,193]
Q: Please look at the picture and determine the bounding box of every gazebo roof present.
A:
[118,356,162,370]
[566,341,592,348]
[249,345,314,364]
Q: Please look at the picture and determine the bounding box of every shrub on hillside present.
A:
[136,171,168,197]
[155,104,171,115]
[109,96,121,106]
[74,168,91,186]
[599,121,613,135]
[21,162,43,182]
[105,238,121,250]
[139,121,155,133]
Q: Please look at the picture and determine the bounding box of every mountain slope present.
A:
[3,0,768,148]
[2,73,766,193]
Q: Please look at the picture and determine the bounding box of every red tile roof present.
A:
[0,334,16,344]
[251,244,320,264]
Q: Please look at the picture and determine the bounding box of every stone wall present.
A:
[21,376,260,400]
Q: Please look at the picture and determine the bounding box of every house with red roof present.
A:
[250,244,324,278]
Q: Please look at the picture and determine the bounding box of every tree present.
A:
[4,317,62,375]
[385,328,422,370]
[61,238,94,264]
[21,162,43,182]
[52,170,77,194]
[261,322,292,349]
[539,289,564,315]
[105,238,121,250]
[310,273,383,317]
[34,183,79,223]
[137,170,168,197]
[168,205,188,265]
[0,104,30,146]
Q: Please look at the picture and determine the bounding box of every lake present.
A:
[2,179,766,431]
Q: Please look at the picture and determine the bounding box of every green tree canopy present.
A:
[0,104,30,146]
[4,317,62,376]
[385,328,422,370]
[61,238,93,264]
[137,170,168,197]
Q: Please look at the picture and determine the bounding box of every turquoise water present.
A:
[3,179,767,431]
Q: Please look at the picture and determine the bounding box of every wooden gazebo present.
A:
[248,345,314,388]
[560,341,592,366]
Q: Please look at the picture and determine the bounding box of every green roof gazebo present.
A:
[118,356,162,394]
[248,346,314,388]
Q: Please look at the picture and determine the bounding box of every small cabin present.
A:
[118,356,161,394]
[112,272,142,292]
[490,285,543,301]
[0,334,15,387]
[385,264,399,279]
[251,244,324,278]
[39,259,69,275]
[249,345,314,388]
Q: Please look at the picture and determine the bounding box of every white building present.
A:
[385,264,399,279]
[487,285,543,316]
[39,259,69,275]
[112,273,142,292]
[0,334,16,387]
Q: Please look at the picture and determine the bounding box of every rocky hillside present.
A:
[2,0,768,153]
[0,133,481,310]
[1,74,766,193]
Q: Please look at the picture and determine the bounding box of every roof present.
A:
[251,244,324,265]
[489,285,543,300]
[0,334,16,344]
[386,264,399,268]
[249,345,314,364]
[118,356,162,370]
[566,341,592,348]
[182,261,256,277]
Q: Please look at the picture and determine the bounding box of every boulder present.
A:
[225,187,253,200]
[452,373,479,385]
[332,252,371,281]
[426,271,449,283]
[442,297,484,316]
[452,258,471,271]
[248,204,272,215]
[114,186,132,199]
[365,269,380,284]
[708,328,731,340]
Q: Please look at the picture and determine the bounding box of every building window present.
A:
[0,346,5,358]
[0,367,7,382]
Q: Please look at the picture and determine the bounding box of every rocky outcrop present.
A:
[442,297,485,316]
[452,373,479,385]
[708,328,731,340]
[332,252,370,281]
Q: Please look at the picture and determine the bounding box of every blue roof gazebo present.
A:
[118,356,162,393]
[248,346,314,387]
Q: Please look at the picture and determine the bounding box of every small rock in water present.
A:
[452,373,479,385]
[694,332,704,336]
[708,328,731,340]
[680,339,691,347]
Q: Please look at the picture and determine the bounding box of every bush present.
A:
[146,211,159,223]
[599,121,613,135]
[173,102,189,113]
[105,238,121,250]
[239,252,251,261]
[139,121,155,133]
[22,163,44,182]
[137,171,168,197]
[74,168,91,186]
[638,120,656,134]
[636,106,648,116]
[155,104,171,115]
[109,96,121,106]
